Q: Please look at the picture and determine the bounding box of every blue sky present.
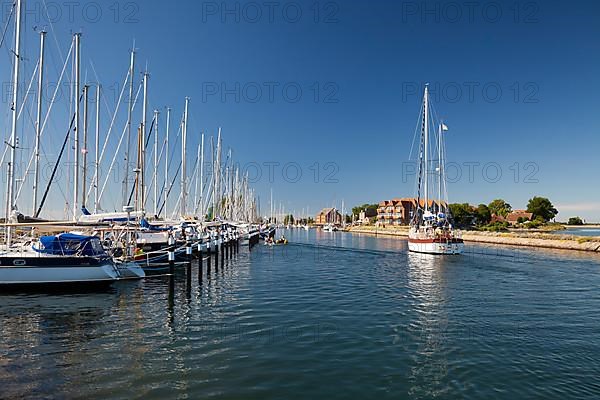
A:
[1,0,599,221]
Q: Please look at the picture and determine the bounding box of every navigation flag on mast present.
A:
[441,123,449,131]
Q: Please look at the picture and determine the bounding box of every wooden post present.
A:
[168,250,175,275]
[220,237,225,268]
[198,240,203,281]
[186,243,192,283]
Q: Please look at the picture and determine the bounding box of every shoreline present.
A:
[345,226,600,253]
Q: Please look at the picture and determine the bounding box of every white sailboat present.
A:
[0,8,143,286]
[408,85,464,255]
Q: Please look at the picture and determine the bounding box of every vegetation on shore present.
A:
[449,197,561,232]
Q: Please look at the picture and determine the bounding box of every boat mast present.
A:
[199,133,204,220]
[140,71,149,212]
[210,136,215,220]
[124,47,135,206]
[193,143,200,215]
[438,122,443,213]
[423,84,429,216]
[81,84,89,209]
[94,84,101,213]
[32,30,46,215]
[181,97,189,217]
[5,0,23,245]
[164,107,170,219]
[214,128,222,219]
[72,32,81,221]
[153,109,159,217]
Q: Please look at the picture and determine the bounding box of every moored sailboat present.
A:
[408,85,464,255]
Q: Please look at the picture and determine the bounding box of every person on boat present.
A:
[275,235,288,245]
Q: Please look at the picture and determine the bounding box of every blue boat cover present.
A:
[34,233,107,256]
[140,218,171,231]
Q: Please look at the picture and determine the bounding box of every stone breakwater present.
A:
[345,226,600,252]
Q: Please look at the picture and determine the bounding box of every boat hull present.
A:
[0,257,119,286]
[408,238,464,255]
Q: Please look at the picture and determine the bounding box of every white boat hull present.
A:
[408,240,464,255]
[115,261,146,279]
[0,262,119,285]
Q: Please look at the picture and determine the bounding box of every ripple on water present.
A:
[2,230,600,399]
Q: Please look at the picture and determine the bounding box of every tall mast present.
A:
[199,133,204,219]
[423,84,429,214]
[32,30,46,215]
[270,188,273,223]
[153,109,159,217]
[216,128,222,218]
[210,136,215,220]
[438,122,442,212]
[164,107,171,219]
[94,84,101,213]
[5,0,23,245]
[181,97,189,217]
[72,32,81,221]
[194,143,200,215]
[124,47,135,206]
[140,71,149,212]
[81,84,89,209]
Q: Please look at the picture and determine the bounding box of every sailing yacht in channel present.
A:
[408,85,464,255]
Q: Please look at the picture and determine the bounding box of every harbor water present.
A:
[2,230,600,399]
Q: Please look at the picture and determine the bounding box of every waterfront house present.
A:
[506,210,534,225]
[315,208,342,225]
[376,198,447,226]
[358,210,372,225]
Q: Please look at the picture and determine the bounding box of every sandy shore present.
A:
[345,226,600,252]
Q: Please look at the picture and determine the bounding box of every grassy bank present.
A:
[345,226,600,252]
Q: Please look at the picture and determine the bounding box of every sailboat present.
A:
[408,85,464,255]
[0,6,144,286]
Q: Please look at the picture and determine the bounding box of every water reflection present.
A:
[0,290,119,398]
[406,252,451,398]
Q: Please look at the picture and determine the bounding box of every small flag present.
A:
[441,123,449,131]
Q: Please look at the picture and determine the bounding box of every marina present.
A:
[1,0,599,398]
[2,229,600,399]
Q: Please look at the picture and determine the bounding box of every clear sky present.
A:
[1,0,599,221]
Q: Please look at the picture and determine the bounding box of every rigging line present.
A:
[158,161,181,217]
[38,40,73,143]
[88,55,117,119]
[15,96,43,202]
[35,109,77,218]
[0,2,14,48]
[96,81,143,205]
[40,0,65,62]
[16,59,39,120]
[15,40,73,202]
[84,68,132,201]
[165,119,182,173]
[128,116,156,209]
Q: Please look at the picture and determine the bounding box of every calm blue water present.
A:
[2,230,600,399]
[562,227,600,237]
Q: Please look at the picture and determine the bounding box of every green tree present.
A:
[526,197,558,222]
[568,216,584,225]
[284,214,295,225]
[449,203,474,227]
[488,199,512,217]
[352,204,379,218]
[474,204,491,225]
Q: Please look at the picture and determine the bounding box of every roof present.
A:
[378,198,447,209]
[317,208,338,216]
[506,211,534,222]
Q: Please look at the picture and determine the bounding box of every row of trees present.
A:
[449,197,559,228]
